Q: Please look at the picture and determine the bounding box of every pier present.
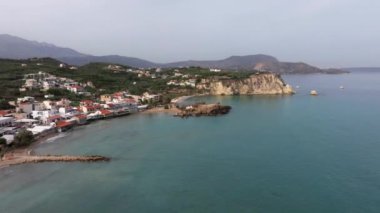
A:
[1,151,110,169]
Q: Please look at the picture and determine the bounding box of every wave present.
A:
[44,133,68,143]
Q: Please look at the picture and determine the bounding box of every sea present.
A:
[1,71,380,213]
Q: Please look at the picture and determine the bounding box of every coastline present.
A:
[142,94,205,114]
[141,107,181,115]
[0,94,199,169]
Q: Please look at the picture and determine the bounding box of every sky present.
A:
[0,0,379,67]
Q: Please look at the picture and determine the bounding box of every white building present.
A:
[31,110,51,120]
[0,117,14,127]
[17,102,44,114]
[24,79,38,89]
[17,96,35,103]
[1,135,14,145]
[67,85,84,94]
[43,100,57,110]
[210,68,221,72]
[142,92,161,102]
[69,66,78,70]
[185,79,196,87]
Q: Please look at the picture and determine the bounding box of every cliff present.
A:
[208,73,294,95]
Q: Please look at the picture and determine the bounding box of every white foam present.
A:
[45,133,67,143]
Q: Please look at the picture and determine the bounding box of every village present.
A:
[0,62,231,153]
[0,91,161,148]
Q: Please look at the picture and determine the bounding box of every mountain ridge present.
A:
[0,34,347,74]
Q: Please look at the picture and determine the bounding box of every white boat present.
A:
[310,90,318,96]
[137,104,148,110]
[340,86,344,89]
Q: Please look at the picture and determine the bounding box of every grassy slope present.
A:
[0,58,255,102]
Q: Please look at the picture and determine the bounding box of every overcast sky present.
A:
[0,0,379,67]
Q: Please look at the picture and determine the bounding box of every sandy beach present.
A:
[141,107,181,114]
[141,94,202,114]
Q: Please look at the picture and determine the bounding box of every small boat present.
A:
[137,104,148,110]
[296,85,300,89]
[310,90,318,96]
[340,86,344,89]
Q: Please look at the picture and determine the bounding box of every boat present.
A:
[340,86,344,89]
[310,90,318,96]
[137,104,148,110]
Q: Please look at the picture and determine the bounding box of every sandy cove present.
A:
[141,94,203,114]
[141,106,181,114]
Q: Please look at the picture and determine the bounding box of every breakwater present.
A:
[1,153,110,168]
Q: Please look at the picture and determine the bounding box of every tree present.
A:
[0,100,13,110]
[0,137,7,145]
[14,130,34,147]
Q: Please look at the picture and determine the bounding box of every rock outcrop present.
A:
[175,103,231,118]
[208,73,294,95]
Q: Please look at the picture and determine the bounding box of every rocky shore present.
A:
[174,103,231,118]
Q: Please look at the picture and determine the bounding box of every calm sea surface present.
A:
[1,72,380,213]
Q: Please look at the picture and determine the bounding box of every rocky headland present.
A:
[204,73,294,95]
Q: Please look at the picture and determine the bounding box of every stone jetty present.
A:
[1,152,110,169]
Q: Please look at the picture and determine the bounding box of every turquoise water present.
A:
[1,72,380,212]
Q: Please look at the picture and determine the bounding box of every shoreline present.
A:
[142,94,205,114]
[141,107,181,115]
[0,94,201,169]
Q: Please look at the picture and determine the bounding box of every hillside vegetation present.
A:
[0,58,255,102]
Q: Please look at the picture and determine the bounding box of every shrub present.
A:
[0,137,7,145]
[14,130,34,147]
[0,100,13,110]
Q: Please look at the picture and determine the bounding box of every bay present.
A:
[1,72,380,212]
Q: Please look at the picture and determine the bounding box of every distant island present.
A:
[343,67,380,73]
[0,34,348,74]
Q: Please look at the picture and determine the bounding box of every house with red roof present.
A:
[0,110,12,117]
[100,109,114,118]
[81,105,101,114]
[73,114,88,125]
[80,100,94,107]
[46,115,63,124]
[56,120,75,132]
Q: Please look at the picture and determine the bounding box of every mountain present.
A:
[164,55,347,74]
[58,55,158,68]
[343,67,380,73]
[0,34,86,59]
[164,55,279,70]
[0,34,158,68]
[0,34,347,74]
